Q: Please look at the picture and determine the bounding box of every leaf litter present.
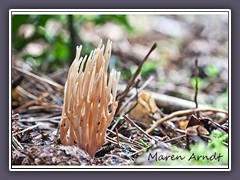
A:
[11,43,228,166]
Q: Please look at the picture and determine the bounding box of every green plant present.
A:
[140,61,157,76]
[204,65,220,78]
[153,130,228,166]
[139,139,149,148]
[191,77,206,90]
[12,14,133,72]
[212,90,228,110]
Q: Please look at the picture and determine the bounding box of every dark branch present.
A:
[116,43,157,115]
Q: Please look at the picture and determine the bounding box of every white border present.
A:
[9,9,231,171]
[228,9,231,171]
[11,9,229,15]
[11,165,228,172]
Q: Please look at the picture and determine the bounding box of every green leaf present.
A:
[204,65,220,78]
[35,15,56,27]
[94,15,133,31]
[191,77,204,90]
[140,61,157,75]
[12,15,29,34]
[139,139,149,148]
[53,42,69,61]
[121,69,133,79]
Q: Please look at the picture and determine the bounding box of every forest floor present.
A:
[11,15,229,166]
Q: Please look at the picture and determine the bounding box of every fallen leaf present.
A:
[128,91,161,128]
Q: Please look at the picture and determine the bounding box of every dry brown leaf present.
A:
[178,120,189,130]
[128,91,161,128]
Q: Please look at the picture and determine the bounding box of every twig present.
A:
[186,134,190,150]
[118,75,155,115]
[106,135,142,152]
[218,116,229,125]
[12,144,16,151]
[12,123,43,136]
[13,66,64,90]
[107,129,144,148]
[106,136,120,146]
[117,84,212,112]
[115,128,120,147]
[174,129,187,134]
[12,75,25,89]
[16,86,38,100]
[110,117,121,131]
[162,135,186,143]
[204,117,228,133]
[122,80,141,115]
[129,143,155,157]
[19,116,61,123]
[14,92,52,113]
[130,147,148,157]
[12,135,24,150]
[116,43,157,114]
[68,15,76,62]
[123,115,158,142]
[194,59,199,117]
[28,105,62,110]
[146,108,228,134]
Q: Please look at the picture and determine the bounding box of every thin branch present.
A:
[194,59,199,117]
[12,135,24,150]
[13,66,64,90]
[107,129,144,148]
[123,115,158,142]
[130,147,148,157]
[19,116,61,123]
[68,15,76,62]
[13,92,52,113]
[106,136,120,146]
[12,75,25,89]
[16,86,38,100]
[204,117,228,133]
[118,75,155,115]
[146,108,228,134]
[162,134,186,143]
[117,84,212,112]
[28,105,62,110]
[116,43,157,114]
[109,117,121,132]
[12,123,43,136]
[115,128,120,147]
